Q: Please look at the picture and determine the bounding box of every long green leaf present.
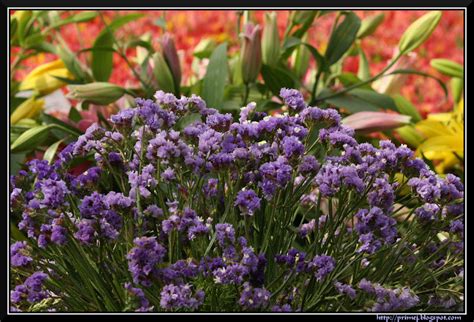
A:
[43,139,64,164]
[91,31,114,81]
[385,69,449,98]
[202,43,229,109]
[10,125,53,153]
[261,64,295,97]
[324,12,361,66]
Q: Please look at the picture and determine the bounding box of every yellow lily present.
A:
[415,99,464,174]
[10,96,44,125]
[19,59,73,95]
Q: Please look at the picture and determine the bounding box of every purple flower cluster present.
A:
[160,284,204,311]
[11,271,49,304]
[124,282,153,312]
[308,255,336,281]
[358,279,419,312]
[161,207,209,240]
[235,189,261,216]
[355,207,397,254]
[239,282,271,310]
[127,237,166,287]
[334,282,356,299]
[10,241,32,267]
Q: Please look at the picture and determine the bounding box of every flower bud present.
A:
[151,52,176,94]
[262,12,280,66]
[291,33,310,79]
[11,97,44,124]
[398,11,442,54]
[193,38,217,59]
[342,111,411,133]
[357,13,385,39]
[430,59,463,78]
[241,23,262,84]
[67,82,125,105]
[161,33,181,92]
[450,77,463,103]
[19,59,73,95]
[291,11,317,25]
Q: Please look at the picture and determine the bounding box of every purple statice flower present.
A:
[280,88,306,112]
[124,282,153,312]
[79,191,106,219]
[160,284,205,311]
[206,112,233,132]
[162,167,176,181]
[239,282,271,310]
[144,205,163,218]
[298,155,320,176]
[203,178,219,198]
[275,248,307,273]
[272,304,293,312]
[158,260,199,284]
[215,223,236,248]
[212,263,249,285]
[281,135,304,159]
[199,256,225,277]
[10,188,23,208]
[315,161,365,197]
[259,156,293,199]
[308,255,336,281]
[50,216,67,246]
[110,108,135,127]
[450,219,464,236]
[74,219,96,245]
[27,159,54,180]
[298,219,316,238]
[235,189,261,216]
[301,107,341,126]
[358,279,419,312]
[71,167,102,190]
[334,282,356,299]
[128,164,157,199]
[198,129,223,154]
[10,241,32,267]
[135,98,177,130]
[104,191,133,209]
[414,203,440,221]
[127,237,166,287]
[162,208,209,240]
[154,91,187,115]
[239,102,257,123]
[38,179,69,209]
[367,176,396,211]
[319,126,357,147]
[11,271,49,304]
[408,175,442,203]
[355,207,397,254]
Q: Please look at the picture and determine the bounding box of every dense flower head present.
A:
[358,279,419,312]
[239,282,271,310]
[160,284,205,311]
[235,189,261,216]
[127,237,167,287]
[308,255,336,281]
[11,241,32,267]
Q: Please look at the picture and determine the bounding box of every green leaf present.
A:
[68,106,82,123]
[57,45,89,82]
[91,30,114,81]
[105,13,144,33]
[24,33,44,49]
[43,140,64,164]
[337,73,372,90]
[320,88,397,113]
[350,88,398,111]
[11,222,27,241]
[48,11,98,29]
[261,64,295,97]
[10,152,27,175]
[202,43,229,109]
[152,52,175,94]
[393,94,422,123]
[324,12,361,66]
[41,113,83,136]
[10,125,53,153]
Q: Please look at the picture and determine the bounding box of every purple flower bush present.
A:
[9,89,464,312]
